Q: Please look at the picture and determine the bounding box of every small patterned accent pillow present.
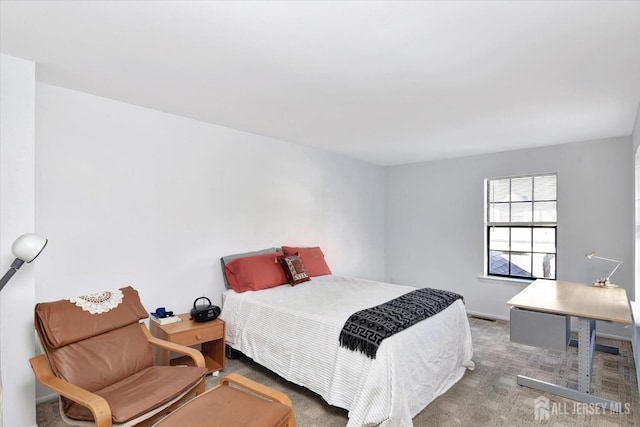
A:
[279,254,311,285]
[282,246,332,277]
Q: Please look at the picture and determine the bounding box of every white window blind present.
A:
[486,174,557,279]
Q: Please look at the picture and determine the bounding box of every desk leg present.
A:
[569,340,619,355]
[516,376,624,412]
[516,317,624,412]
[577,318,595,393]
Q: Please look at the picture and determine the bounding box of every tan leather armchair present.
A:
[30,286,207,427]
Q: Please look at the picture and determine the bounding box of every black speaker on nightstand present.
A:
[189,296,220,322]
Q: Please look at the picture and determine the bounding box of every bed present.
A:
[220,264,474,427]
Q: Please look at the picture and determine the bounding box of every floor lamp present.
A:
[0,233,48,427]
[0,233,48,291]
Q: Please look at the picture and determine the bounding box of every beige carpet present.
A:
[36,317,639,426]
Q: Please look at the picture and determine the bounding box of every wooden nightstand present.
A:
[149,313,225,374]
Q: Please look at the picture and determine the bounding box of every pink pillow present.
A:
[282,246,332,277]
[225,252,288,292]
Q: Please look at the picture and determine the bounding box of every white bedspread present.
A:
[221,275,474,427]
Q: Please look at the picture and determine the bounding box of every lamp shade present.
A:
[11,233,48,263]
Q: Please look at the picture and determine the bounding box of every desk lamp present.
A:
[585,251,622,288]
[0,233,48,291]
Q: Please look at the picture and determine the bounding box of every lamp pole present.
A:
[0,233,48,427]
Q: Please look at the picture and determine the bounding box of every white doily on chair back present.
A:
[69,289,124,314]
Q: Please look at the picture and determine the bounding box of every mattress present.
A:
[221,275,474,426]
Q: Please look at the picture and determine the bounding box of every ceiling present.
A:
[1,1,639,166]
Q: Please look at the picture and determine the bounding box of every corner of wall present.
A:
[0,53,38,427]
[630,301,640,396]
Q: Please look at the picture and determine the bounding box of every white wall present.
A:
[0,54,37,427]
[634,102,640,301]
[633,102,640,154]
[632,102,640,395]
[35,83,385,316]
[386,137,634,339]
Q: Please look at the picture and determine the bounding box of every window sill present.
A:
[477,275,533,287]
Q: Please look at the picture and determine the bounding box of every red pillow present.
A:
[281,246,332,277]
[224,252,288,292]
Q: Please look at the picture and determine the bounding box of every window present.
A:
[486,174,557,279]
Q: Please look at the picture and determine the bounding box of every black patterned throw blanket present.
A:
[339,288,464,359]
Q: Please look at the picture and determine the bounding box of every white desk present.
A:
[507,279,632,411]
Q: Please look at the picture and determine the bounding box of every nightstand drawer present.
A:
[169,322,224,346]
[150,314,225,373]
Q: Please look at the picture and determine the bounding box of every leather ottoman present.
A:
[154,373,295,427]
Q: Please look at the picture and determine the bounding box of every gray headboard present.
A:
[220,247,279,289]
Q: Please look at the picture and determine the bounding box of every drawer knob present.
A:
[196,334,202,340]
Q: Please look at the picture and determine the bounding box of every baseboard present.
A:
[466,310,509,322]
[36,392,58,405]
[594,330,632,342]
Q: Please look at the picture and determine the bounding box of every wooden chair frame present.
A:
[219,373,295,427]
